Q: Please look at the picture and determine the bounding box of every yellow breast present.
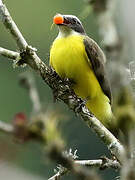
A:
[50,34,112,125]
[50,35,86,78]
[50,35,101,98]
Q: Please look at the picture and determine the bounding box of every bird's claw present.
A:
[74,96,90,115]
[74,98,86,115]
[63,78,75,87]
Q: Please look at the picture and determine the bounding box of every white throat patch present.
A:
[57,26,81,39]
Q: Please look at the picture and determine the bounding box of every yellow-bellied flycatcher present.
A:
[50,14,113,129]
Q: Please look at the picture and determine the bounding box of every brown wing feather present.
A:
[84,36,112,104]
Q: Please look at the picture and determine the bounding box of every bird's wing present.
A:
[83,36,112,104]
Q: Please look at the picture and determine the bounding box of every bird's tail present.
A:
[86,99,118,137]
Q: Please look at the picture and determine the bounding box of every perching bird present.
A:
[50,14,114,129]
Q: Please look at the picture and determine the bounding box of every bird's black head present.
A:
[53,14,85,34]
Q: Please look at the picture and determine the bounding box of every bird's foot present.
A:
[50,67,60,81]
[50,67,76,102]
[74,96,90,115]
[63,78,75,87]
[74,98,86,114]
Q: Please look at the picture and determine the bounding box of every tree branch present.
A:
[0,0,125,163]
[48,144,101,180]
[0,120,14,134]
[49,158,121,180]
[0,0,27,50]
[48,169,68,180]
[19,73,41,113]
[0,47,20,60]
[75,158,121,169]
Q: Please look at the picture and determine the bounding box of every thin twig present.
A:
[0,1,27,50]
[19,74,41,113]
[28,79,41,113]
[48,169,68,180]
[75,158,121,169]
[48,144,101,180]
[0,1,42,70]
[49,158,121,180]
[0,47,20,60]
[0,0,125,163]
[0,120,14,134]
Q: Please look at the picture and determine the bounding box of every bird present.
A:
[50,14,114,129]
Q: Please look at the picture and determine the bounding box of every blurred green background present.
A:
[0,0,118,179]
